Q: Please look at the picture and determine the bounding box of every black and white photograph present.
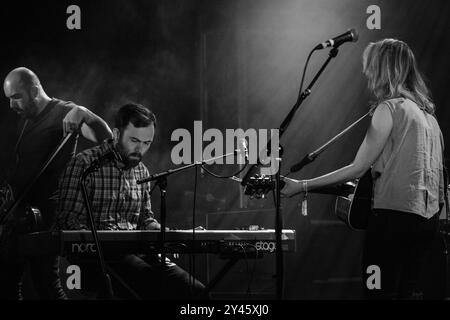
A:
[0,0,449,309]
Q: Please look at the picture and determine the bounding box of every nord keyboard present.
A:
[17,229,296,257]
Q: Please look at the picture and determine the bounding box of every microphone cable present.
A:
[201,162,248,179]
[298,48,317,101]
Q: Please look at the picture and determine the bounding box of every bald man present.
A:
[0,67,113,299]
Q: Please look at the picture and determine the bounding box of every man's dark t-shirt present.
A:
[6,98,79,226]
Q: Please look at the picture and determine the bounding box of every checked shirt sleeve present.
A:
[55,156,89,230]
[140,185,160,230]
[138,165,160,230]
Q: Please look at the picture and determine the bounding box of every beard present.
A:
[15,100,37,118]
[115,138,143,168]
[124,152,142,168]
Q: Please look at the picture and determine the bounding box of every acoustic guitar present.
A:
[334,170,373,230]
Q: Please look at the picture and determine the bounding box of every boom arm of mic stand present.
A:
[137,151,239,185]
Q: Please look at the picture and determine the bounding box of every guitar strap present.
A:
[0,132,75,224]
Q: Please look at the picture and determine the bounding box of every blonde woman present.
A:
[282,39,445,299]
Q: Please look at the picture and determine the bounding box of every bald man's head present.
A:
[4,67,43,118]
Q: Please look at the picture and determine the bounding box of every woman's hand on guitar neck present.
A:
[281,177,306,198]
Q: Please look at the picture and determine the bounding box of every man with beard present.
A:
[1,67,113,299]
[55,103,205,299]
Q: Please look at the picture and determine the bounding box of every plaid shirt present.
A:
[55,140,159,230]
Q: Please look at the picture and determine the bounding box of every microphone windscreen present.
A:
[350,28,359,42]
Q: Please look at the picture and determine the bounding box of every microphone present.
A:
[238,138,249,163]
[290,153,315,173]
[314,28,358,50]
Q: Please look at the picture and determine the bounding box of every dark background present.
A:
[0,0,449,299]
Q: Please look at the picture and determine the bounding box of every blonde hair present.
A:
[363,39,435,114]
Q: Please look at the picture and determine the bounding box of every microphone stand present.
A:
[137,150,245,270]
[240,47,341,300]
[80,165,114,300]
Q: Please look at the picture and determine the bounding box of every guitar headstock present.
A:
[243,175,286,199]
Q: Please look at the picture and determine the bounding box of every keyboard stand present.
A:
[203,251,265,297]
[203,257,240,296]
[105,264,142,300]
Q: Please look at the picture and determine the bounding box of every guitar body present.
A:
[335,170,373,230]
[0,202,43,257]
